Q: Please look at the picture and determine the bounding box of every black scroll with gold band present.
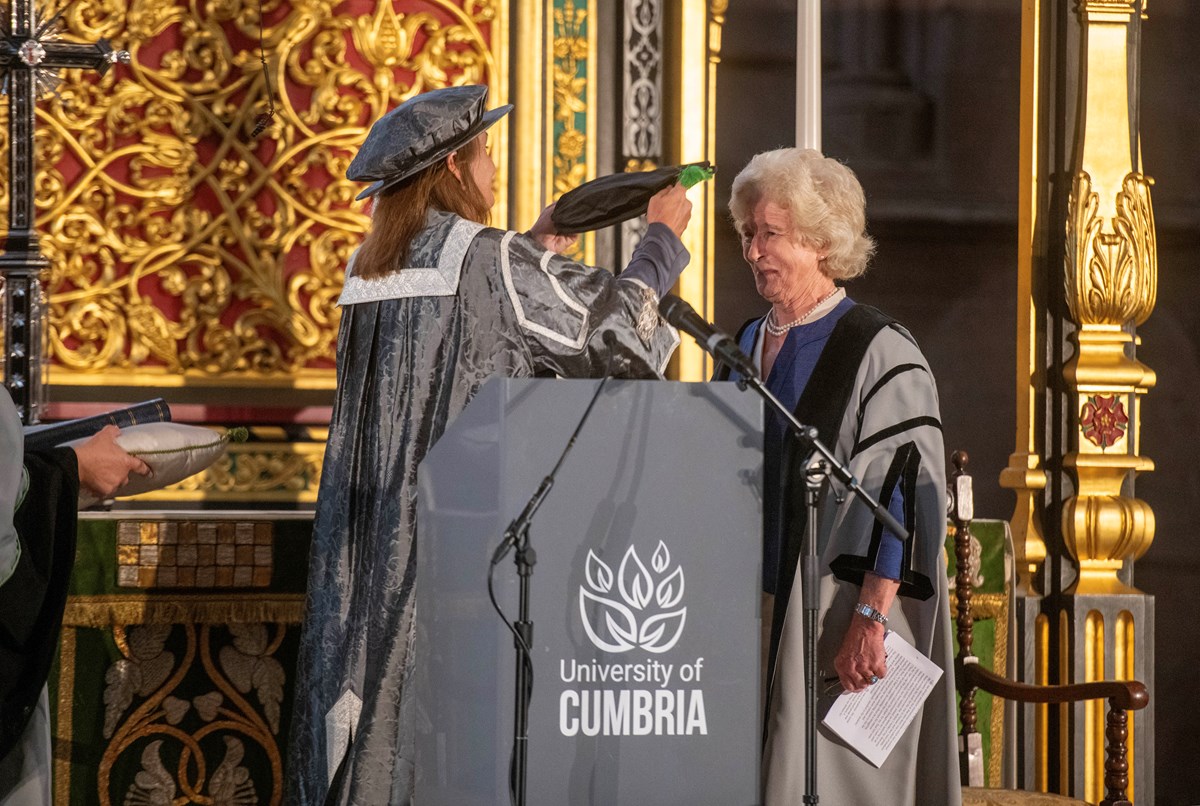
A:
[22,399,170,452]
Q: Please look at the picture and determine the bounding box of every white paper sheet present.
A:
[820,630,943,767]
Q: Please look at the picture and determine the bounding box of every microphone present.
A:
[658,294,758,380]
[491,477,552,565]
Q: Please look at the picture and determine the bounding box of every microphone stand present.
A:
[489,373,612,806]
[734,370,908,806]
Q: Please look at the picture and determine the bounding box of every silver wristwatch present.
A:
[853,602,888,628]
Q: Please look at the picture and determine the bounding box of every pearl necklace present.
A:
[764,288,842,336]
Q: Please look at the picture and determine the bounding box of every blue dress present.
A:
[726,297,904,593]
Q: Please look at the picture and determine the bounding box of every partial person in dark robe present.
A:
[287,84,694,806]
[0,393,148,804]
[720,148,960,805]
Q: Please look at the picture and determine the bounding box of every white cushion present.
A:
[68,423,231,507]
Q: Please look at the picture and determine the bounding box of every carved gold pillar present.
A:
[1002,7,1053,790]
[1059,9,1157,796]
[512,0,549,233]
[1000,0,1050,593]
[511,0,599,262]
[1008,1,1157,802]
[1060,0,1156,596]
[670,0,724,381]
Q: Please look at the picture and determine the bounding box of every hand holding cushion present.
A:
[72,425,151,499]
[67,423,234,508]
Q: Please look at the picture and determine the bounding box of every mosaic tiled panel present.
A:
[116,521,274,588]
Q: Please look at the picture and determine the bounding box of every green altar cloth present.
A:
[946,517,1012,789]
[48,512,312,806]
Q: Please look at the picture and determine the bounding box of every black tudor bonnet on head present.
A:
[347,84,512,201]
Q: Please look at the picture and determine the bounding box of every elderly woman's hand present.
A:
[73,426,151,499]
[646,183,692,238]
[833,572,899,692]
[527,202,580,255]
[833,614,888,693]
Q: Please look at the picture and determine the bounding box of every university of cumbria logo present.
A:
[579,542,686,654]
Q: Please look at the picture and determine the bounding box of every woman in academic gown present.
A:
[721,148,960,805]
[287,84,694,806]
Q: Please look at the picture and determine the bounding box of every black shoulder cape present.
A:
[0,447,78,759]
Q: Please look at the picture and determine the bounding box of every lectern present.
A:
[414,378,763,805]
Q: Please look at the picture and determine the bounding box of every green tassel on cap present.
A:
[678,164,715,189]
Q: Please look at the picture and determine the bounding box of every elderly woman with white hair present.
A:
[721,148,959,805]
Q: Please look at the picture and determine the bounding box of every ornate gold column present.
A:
[1001,6,1052,790]
[1006,1,1156,800]
[550,0,599,263]
[670,0,724,381]
[1059,7,1156,799]
[512,0,550,233]
[1060,0,1156,596]
[998,0,1049,593]
[511,0,599,263]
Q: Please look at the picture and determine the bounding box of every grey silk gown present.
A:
[287,210,686,805]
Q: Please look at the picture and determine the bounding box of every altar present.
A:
[49,512,312,806]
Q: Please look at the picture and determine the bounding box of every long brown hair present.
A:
[353,135,491,280]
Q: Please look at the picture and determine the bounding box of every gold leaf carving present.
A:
[206,450,318,494]
[126,303,181,369]
[1112,172,1157,325]
[1064,171,1157,326]
[23,0,499,386]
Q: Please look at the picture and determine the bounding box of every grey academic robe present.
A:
[762,324,961,806]
[287,211,684,806]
